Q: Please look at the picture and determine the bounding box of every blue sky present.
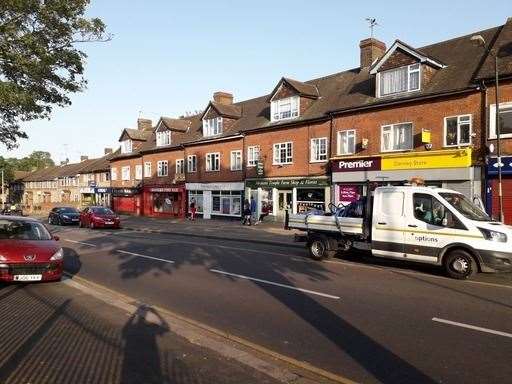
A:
[4,0,512,162]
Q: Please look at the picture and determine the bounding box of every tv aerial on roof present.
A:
[365,18,379,38]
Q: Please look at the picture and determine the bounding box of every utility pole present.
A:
[1,169,4,211]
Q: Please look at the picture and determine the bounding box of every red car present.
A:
[0,216,63,282]
[79,206,121,229]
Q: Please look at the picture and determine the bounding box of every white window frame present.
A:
[381,122,414,152]
[247,145,260,167]
[444,114,472,147]
[121,139,132,154]
[203,117,223,137]
[187,155,197,173]
[144,162,152,178]
[489,102,512,139]
[121,166,131,181]
[230,150,242,171]
[135,164,143,180]
[156,130,171,147]
[206,152,220,172]
[271,96,300,122]
[310,137,328,162]
[377,64,421,98]
[157,160,168,177]
[111,168,117,181]
[176,159,184,174]
[273,142,293,165]
[337,130,356,156]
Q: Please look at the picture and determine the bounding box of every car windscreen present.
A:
[0,220,52,240]
[91,207,114,215]
[59,207,79,213]
[439,193,491,222]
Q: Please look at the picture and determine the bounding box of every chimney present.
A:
[104,147,113,155]
[359,38,386,69]
[213,91,233,105]
[80,155,88,162]
[137,118,152,131]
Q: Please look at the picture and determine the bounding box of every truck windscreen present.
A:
[439,193,491,222]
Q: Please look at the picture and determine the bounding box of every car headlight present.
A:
[0,255,6,262]
[62,215,69,219]
[50,248,64,261]
[478,227,508,243]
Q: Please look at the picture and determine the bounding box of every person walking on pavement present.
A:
[189,197,196,221]
[250,196,258,225]
[242,199,252,225]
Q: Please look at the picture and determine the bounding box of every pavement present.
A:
[45,222,512,384]
[0,280,285,384]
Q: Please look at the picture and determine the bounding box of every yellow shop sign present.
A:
[381,148,472,171]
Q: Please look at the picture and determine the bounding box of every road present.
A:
[50,223,512,384]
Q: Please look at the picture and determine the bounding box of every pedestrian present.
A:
[242,199,251,225]
[259,201,270,223]
[189,197,196,221]
[250,196,258,225]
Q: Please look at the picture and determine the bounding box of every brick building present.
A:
[77,149,115,207]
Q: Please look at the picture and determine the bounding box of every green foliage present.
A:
[0,150,55,183]
[0,0,109,149]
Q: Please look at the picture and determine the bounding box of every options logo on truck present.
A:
[414,235,439,243]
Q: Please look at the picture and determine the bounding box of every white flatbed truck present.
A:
[285,185,512,279]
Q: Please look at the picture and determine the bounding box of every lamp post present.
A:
[471,34,505,223]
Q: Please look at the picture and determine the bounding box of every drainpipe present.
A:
[328,113,335,206]
[480,80,491,214]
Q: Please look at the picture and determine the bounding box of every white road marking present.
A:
[432,317,512,338]
[209,269,340,300]
[116,250,174,264]
[63,239,96,247]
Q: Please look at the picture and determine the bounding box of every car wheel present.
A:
[89,221,95,230]
[48,216,52,225]
[57,217,62,226]
[444,249,478,280]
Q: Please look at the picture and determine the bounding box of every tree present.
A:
[17,150,55,171]
[0,0,110,149]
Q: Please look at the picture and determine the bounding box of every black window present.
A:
[413,193,465,229]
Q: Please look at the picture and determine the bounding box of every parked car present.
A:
[0,216,63,282]
[48,207,80,225]
[79,206,121,229]
[1,203,23,216]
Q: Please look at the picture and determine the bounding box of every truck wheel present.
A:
[309,237,336,261]
[444,250,477,280]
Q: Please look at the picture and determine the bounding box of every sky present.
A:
[3,0,512,162]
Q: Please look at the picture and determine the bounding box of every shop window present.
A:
[247,146,260,166]
[231,150,242,171]
[176,159,184,174]
[273,142,293,165]
[187,155,197,173]
[296,188,325,213]
[444,115,471,146]
[206,153,220,172]
[157,161,168,177]
[188,191,203,213]
[381,123,413,152]
[153,192,178,214]
[211,190,242,216]
[311,138,328,162]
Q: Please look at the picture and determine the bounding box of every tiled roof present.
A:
[78,153,115,173]
[201,101,242,120]
[475,19,512,80]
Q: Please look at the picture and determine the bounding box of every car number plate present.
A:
[14,275,42,281]
[105,221,114,225]
[72,218,79,221]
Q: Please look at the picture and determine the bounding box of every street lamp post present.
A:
[471,34,505,223]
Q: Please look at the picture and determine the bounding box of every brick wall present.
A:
[110,157,142,188]
[331,91,484,163]
[380,49,418,71]
[142,149,186,184]
[486,80,512,155]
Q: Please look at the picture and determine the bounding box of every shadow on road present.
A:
[63,247,82,277]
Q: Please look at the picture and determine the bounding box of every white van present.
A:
[286,185,512,279]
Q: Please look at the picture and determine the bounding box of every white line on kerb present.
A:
[210,269,340,300]
[432,317,512,338]
[63,239,96,247]
[116,250,174,264]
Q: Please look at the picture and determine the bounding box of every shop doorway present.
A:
[277,190,292,218]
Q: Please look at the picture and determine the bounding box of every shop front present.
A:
[94,187,112,208]
[112,187,141,215]
[143,185,186,218]
[486,156,512,224]
[245,177,331,220]
[80,187,95,206]
[185,182,244,220]
[332,148,480,206]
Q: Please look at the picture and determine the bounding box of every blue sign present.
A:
[487,156,512,176]
[94,187,112,194]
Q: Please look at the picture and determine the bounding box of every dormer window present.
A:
[121,139,132,154]
[203,117,223,137]
[156,130,171,147]
[378,63,420,97]
[271,96,299,122]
